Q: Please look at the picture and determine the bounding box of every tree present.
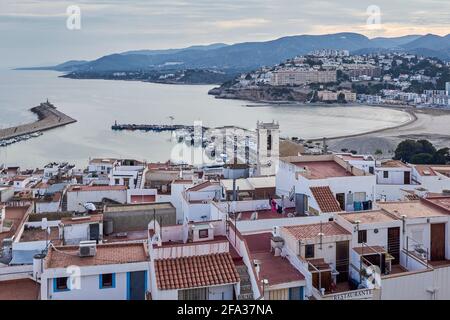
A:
[341,148,349,153]
[416,139,436,155]
[433,148,450,164]
[394,139,421,162]
[374,149,383,159]
[411,153,434,164]
[394,139,449,164]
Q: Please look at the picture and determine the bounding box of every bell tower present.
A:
[256,120,279,176]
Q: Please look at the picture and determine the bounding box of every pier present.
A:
[0,101,77,141]
[111,122,208,133]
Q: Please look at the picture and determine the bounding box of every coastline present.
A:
[310,107,418,141]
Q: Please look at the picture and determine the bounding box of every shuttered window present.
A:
[268,289,289,300]
[178,287,207,300]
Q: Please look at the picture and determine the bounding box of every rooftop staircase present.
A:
[236,265,254,300]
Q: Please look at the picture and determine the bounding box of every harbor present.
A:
[0,101,77,147]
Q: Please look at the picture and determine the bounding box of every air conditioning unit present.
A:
[79,240,97,257]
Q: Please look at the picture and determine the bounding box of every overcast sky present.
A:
[1,0,449,68]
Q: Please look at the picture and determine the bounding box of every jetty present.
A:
[111,122,208,133]
[0,101,77,141]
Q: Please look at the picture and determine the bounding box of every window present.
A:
[289,287,304,300]
[369,167,374,174]
[100,273,115,289]
[267,133,272,151]
[178,287,207,300]
[268,288,289,300]
[358,230,367,244]
[354,192,367,202]
[305,244,315,258]
[115,178,120,185]
[199,229,209,239]
[383,171,389,179]
[54,277,69,292]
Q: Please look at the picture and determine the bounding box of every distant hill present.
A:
[370,35,422,48]
[20,32,450,73]
[15,60,89,72]
[121,43,229,56]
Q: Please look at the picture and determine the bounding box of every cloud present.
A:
[1,0,450,68]
[212,18,271,30]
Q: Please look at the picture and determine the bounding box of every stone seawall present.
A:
[0,102,77,140]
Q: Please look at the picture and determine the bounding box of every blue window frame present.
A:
[99,273,116,289]
[126,272,130,300]
[53,277,70,292]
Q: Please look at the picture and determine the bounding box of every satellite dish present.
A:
[83,203,97,212]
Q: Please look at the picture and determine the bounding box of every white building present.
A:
[148,222,241,300]
[88,159,116,175]
[410,165,450,193]
[277,155,376,214]
[39,242,150,300]
[109,159,146,189]
[66,185,127,212]
[59,214,103,245]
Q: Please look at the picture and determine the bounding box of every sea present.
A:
[0,69,411,168]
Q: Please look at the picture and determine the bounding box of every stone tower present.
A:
[256,121,280,176]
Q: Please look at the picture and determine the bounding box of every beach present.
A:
[327,107,450,156]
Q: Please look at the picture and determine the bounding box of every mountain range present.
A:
[21,32,450,73]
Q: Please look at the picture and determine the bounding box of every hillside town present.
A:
[1,121,450,300]
[210,50,450,108]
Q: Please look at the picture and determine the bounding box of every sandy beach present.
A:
[327,107,450,156]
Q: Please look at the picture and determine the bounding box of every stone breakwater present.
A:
[0,101,77,140]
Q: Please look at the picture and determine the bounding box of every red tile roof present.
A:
[155,253,240,290]
[310,186,342,213]
[283,222,351,240]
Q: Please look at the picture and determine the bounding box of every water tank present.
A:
[103,219,113,235]
[33,253,46,280]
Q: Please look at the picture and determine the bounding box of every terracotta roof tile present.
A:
[310,186,342,213]
[154,253,240,290]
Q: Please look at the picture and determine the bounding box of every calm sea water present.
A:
[0,70,411,168]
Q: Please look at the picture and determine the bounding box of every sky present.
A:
[0,0,449,68]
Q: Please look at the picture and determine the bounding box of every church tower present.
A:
[256,121,280,176]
